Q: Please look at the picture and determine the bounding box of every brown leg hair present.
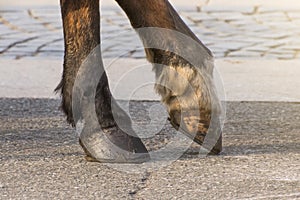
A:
[57,0,101,125]
[57,0,149,163]
[116,0,222,154]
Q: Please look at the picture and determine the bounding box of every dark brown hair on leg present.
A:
[116,0,222,154]
[57,0,149,163]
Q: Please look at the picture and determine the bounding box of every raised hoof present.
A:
[169,116,222,155]
[79,127,150,163]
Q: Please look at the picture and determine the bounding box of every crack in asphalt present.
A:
[128,171,151,199]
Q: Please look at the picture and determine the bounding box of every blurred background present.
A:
[1,0,300,100]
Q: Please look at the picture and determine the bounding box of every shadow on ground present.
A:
[1,98,299,162]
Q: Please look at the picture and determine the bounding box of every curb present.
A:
[1,58,299,102]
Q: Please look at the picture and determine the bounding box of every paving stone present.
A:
[201,20,222,29]
[227,19,255,27]
[227,50,263,58]
[38,51,63,58]
[120,38,141,46]
[103,13,126,22]
[281,24,300,33]
[202,6,254,13]
[259,6,300,13]
[276,54,296,60]
[0,32,34,39]
[132,50,146,59]
[1,6,300,60]
[257,12,289,20]
[267,48,296,56]
[243,45,270,52]
[6,48,37,54]
[182,11,217,22]
[238,24,269,33]
[264,22,292,30]
[180,16,195,27]
[1,39,38,50]
[13,44,40,52]
[0,27,18,35]
[100,24,121,33]
[102,51,124,59]
[0,54,19,59]
[47,40,63,46]
[9,17,38,24]
[211,52,225,58]
[261,32,291,40]
[31,10,60,17]
[261,40,287,48]
[1,14,23,21]
[101,10,119,17]
[287,11,300,20]
[1,52,28,58]
[281,45,300,51]
[207,12,245,21]
[39,45,62,52]
[208,44,230,53]
[217,41,251,51]
[0,46,6,52]
[263,53,294,60]
[20,26,48,33]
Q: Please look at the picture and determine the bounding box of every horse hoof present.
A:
[79,126,150,163]
[169,112,222,155]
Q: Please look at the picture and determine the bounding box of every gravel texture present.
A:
[0,98,299,199]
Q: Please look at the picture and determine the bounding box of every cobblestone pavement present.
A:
[1,4,300,60]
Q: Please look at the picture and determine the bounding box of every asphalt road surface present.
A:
[0,98,299,199]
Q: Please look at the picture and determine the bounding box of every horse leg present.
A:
[57,0,149,163]
[116,0,222,154]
